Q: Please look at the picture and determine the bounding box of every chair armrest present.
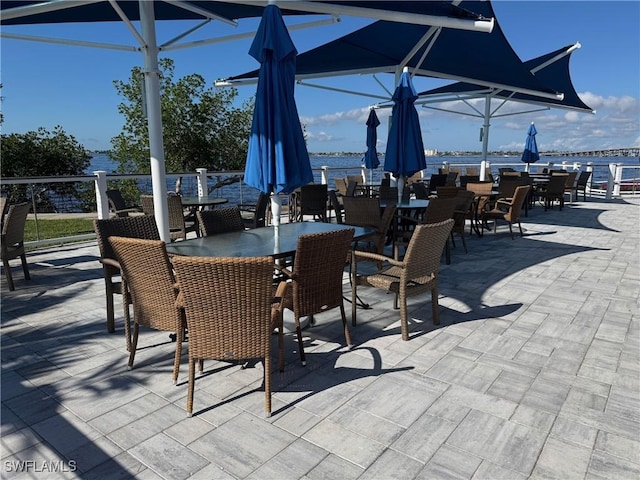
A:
[100,258,121,270]
[353,249,404,267]
[114,207,141,215]
[273,263,294,279]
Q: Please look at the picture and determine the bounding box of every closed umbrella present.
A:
[364,108,380,183]
[244,4,313,225]
[384,69,426,200]
[521,122,540,170]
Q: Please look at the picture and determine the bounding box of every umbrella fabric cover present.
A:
[364,109,381,170]
[244,4,313,195]
[384,71,426,178]
[521,122,540,164]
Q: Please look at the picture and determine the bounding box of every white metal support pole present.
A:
[94,170,109,219]
[606,163,616,199]
[480,98,491,176]
[196,168,208,197]
[321,166,329,185]
[140,1,170,242]
[613,163,623,197]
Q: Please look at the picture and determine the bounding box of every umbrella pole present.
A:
[270,193,281,226]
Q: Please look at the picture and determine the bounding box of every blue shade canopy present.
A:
[364,109,381,170]
[244,4,313,195]
[521,123,540,164]
[418,44,594,114]
[223,1,558,100]
[384,71,426,178]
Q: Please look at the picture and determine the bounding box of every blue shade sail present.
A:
[521,123,540,164]
[364,109,381,170]
[244,4,313,195]
[384,71,426,178]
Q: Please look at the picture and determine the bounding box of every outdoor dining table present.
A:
[165,221,375,260]
[179,195,229,209]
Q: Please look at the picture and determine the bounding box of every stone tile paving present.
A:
[1,197,639,479]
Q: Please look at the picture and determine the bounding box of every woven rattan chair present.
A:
[343,196,396,268]
[427,174,448,193]
[538,174,567,211]
[1,202,31,291]
[395,197,457,262]
[575,171,592,201]
[334,177,348,197]
[141,194,197,240]
[436,186,465,198]
[466,181,495,236]
[482,185,531,239]
[239,192,270,229]
[278,228,355,366]
[109,237,185,382]
[196,206,244,236]
[173,255,288,417]
[93,215,160,337]
[295,184,328,222]
[352,219,454,340]
[563,171,578,202]
[450,190,476,253]
[411,182,429,200]
[106,189,141,217]
[328,189,344,224]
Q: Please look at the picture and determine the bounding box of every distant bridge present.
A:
[548,147,639,157]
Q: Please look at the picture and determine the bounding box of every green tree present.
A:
[110,58,254,193]
[1,126,92,211]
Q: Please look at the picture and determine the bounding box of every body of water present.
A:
[89,153,639,206]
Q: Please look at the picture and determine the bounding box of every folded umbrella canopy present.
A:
[364,108,381,170]
[521,122,540,165]
[385,69,426,198]
[244,4,313,224]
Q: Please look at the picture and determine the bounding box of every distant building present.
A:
[425,149,438,157]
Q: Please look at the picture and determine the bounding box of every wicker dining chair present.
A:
[239,192,270,229]
[295,184,329,222]
[450,190,476,254]
[482,185,531,239]
[109,236,186,382]
[1,202,31,291]
[106,189,141,217]
[342,196,396,268]
[574,170,592,201]
[328,189,344,224]
[196,206,244,236]
[351,219,454,340]
[277,228,355,366]
[93,215,160,338]
[140,194,197,240]
[172,255,288,417]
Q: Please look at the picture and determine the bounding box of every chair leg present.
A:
[264,355,272,417]
[187,357,196,416]
[399,290,409,341]
[339,304,352,347]
[105,279,116,334]
[128,322,140,369]
[431,287,440,326]
[295,313,306,366]
[508,223,514,240]
[172,328,182,384]
[518,221,524,237]
[20,254,30,280]
[3,258,15,291]
[460,232,468,254]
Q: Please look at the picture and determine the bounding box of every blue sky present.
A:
[2,1,639,154]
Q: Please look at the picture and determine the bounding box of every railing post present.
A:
[480,159,487,181]
[321,166,329,185]
[196,168,208,197]
[586,162,593,197]
[606,163,616,199]
[613,163,623,197]
[360,165,367,182]
[94,171,109,220]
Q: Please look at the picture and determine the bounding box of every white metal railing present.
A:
[2,161,636,248]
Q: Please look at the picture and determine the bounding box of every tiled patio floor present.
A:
[2,197,639,479]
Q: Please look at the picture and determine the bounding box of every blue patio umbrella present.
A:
[364,108,381,170]
[521,122,540,165]
[384,69,426,196]
[244,4,313,224]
